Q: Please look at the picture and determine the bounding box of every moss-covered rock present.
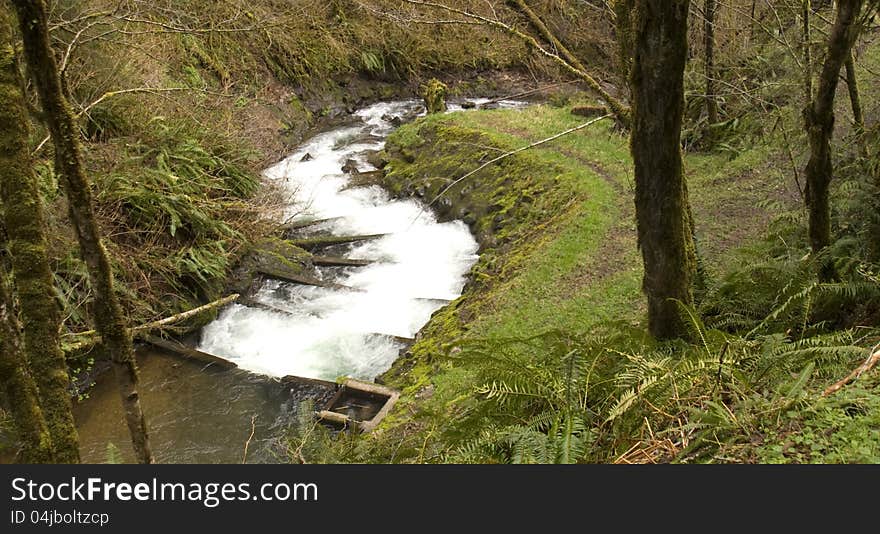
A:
[228,237,314,296]
[420,79,448,114]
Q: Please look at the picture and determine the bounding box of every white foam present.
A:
[199,101,480,381]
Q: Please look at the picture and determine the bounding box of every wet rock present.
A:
[300,152,314,162]
[460,100,477,109]
[364,149,389,169]
[341,159,360,175]
[381,113,403,126]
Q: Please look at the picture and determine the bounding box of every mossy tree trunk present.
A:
[803,0,864,281]
[630,0,697,340]
[613,0,635,99]
[0,259,54,463]
[704,0,719,127]
[11,0,154,464]
[844,50,867,156]
[802,0,813,105]
[0,7,80,463]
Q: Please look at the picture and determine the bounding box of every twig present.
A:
[822,343,880,397]
[242,414,257,464]
[396,0,629,125]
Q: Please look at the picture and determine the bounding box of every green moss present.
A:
[420,78,448,114]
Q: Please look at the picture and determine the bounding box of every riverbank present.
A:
[314,95,877,464]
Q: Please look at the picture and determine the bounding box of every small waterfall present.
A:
[198,100,487,381]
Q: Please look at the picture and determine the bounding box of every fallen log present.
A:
[287,233,387,250]
[62,294,240,352]
[280,216,343,233]
[256,267,362,292]
[141,334,237,370]
[311,255,373,267]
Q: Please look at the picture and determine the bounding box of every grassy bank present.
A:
[20,0,615,362]
[304,92,878,463]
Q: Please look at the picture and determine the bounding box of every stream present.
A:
[73,98,523,463]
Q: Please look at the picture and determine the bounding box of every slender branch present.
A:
[823,343,880,396]
[397,0,630,126]
[61,293,240,349]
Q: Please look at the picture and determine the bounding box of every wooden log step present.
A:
[238,297,295,316]
[414,297,453,305]
[141,334,237,370]
[287,233,387,250]
[369,332,416,344]
[280,216,343,232]
[256,267,364,292]
[311,255,373,267]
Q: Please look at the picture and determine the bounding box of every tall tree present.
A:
[704,0,719,127]
[630,0,696,339]
[802,0,813,105]
[803,0,864,280]
[0,257,54,463]
[844,50,867,157]
[11,0,154,463]
[613,0,636,98]
[0,6,80,463]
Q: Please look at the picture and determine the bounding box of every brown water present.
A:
[73,348,297,464]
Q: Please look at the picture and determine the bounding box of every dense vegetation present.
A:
[1,0,879,463]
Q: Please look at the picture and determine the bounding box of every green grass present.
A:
[345,101,809,463]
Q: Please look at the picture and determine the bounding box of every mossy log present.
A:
[62,294,241,352]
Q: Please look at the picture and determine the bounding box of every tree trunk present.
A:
[613,0,636,99]
[844,50,867,156]
[0,7,80,463]
[803,0,864,281]
[11,0,154,464]
[802,0,813,105]
[704,0,719,126]
[630,0,697,340]
[0,259,54,463]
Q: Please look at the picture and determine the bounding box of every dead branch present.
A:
[506,0,587,72]
[822,343,880,397]
[395,0,630,126]
[61,293,240,351]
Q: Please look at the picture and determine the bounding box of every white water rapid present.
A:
[198,99,519,381]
